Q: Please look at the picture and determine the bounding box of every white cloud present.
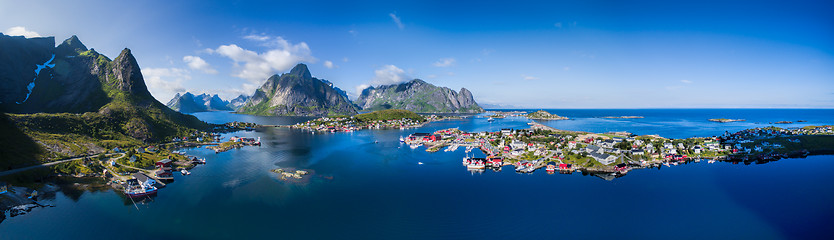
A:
[213,36,316,83]
[323,60,336,69]
[554,22,563,28]
[183,55,218,74]
[354,84,371,96]
[433,58,456,67]
[681,79,693,84]
[348,30,358,36]
[389,13,404,30]
[243,34,270,41]
[142,67,190,101]
[5,26,41,38]
[355,64,411,95]
[522,74,539,80]
[373,65,409,84]
[563,66,571,71]
[342,57,349,62]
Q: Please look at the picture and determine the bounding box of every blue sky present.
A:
[1,0,832,108]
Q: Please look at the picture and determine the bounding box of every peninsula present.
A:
[291,109,460,132]
[407,122,833,179]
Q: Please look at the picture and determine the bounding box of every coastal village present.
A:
[2,108,832,217]
[399,113,834,179]
[281,109,834,180]
[0,123,266,215]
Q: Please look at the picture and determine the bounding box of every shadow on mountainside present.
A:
[0,112,44,170]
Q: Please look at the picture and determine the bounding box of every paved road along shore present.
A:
[0,153,124,177]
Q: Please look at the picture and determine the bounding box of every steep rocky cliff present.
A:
[355,79,484,113]
[236,64,357,116]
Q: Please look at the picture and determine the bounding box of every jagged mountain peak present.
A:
[55,35,87,57]
[237,64,356,116]
[111,48,151,98]
[288,63,312,79]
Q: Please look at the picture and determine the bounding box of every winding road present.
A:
[0,153,125,177]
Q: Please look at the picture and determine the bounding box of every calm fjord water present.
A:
[1,109,833,239]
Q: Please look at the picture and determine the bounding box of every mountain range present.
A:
[166,92,234,112]
[0,33,208,168]
[234,64,484,116]
[355,79,483,113]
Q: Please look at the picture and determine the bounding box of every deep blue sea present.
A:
[1,109,832,239]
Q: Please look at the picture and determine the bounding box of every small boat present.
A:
[409,144,419,149]
[663,163,671,167]
[418,162,424,165]
[399,136,405,142]
[181,169,190,175]
[708,160,716,164]
[487,117,495,122]
[124,179,158,198]
[467,160,486,169]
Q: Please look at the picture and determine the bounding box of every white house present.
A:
[590,152,617,165]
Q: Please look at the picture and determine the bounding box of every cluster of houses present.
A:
[154,159,174,180]
[293,116,427,132]
[293,115,460,133]
[716,126,834,155]
[414,127,743,173]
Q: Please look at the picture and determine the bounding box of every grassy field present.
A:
[354,109,425,122]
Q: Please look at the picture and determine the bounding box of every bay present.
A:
[1,109,832,239]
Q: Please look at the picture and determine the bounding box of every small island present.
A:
[709,118,746,123]
[527,110,569,120]
[601,116,644,119]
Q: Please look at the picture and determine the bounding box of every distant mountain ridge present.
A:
[228,94,250,110]
[355,79,484,113]
[166,92,234,113]
[236,64,357,116]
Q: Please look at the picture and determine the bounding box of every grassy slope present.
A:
[1,49,209,167]
[354,109,425,122]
